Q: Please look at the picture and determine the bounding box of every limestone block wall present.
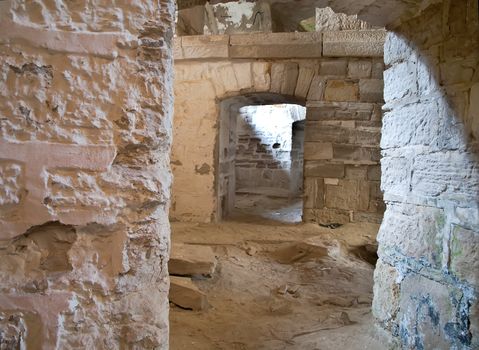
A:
[172,31,386,223]
[372,1,479,348]
[0,1,174,348]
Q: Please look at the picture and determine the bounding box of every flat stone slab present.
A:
[170,276,208,311]
[169,243,217,276]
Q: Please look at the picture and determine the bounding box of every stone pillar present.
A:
[0,0,174,348]
[373,1,479,348]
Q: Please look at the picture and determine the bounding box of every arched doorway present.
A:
[216,93,306,221]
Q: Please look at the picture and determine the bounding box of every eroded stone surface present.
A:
[170,276,208,311]
[0,0,175,348]
[169,243,217,276]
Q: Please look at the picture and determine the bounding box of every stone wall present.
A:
[171,30,386,223]
[0,1,174,348]
[235,104,306,194]
[372,1,479,348]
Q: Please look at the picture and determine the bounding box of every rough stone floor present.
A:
[169,213,392,350]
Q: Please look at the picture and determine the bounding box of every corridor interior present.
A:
[0,0,477,349]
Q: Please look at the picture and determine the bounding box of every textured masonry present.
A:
[372,1,479,348]
[172,30,386,224]
[0,1,174,348]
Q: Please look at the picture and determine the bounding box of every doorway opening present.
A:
[216,94,306,223]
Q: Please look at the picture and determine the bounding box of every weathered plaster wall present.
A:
[0,1,174,348]
[372,1,479,348]
[171,31,385,224]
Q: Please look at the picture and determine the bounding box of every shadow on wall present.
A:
[372,1,479,348]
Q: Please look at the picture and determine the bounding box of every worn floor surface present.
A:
[169,205,392,349]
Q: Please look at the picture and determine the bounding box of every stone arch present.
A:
[173,2,479,348]
[216,92,306,220]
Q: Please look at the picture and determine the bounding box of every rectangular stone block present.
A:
[169,243,217,276]
[372,259,400,329]
[252,62,271,92]
[294,65,316,99]
[324,80,359,102]
[411,151,479,202]
[305,123,381,145]
[180,35,229,59]
[319,60,348,76]
[345,165,368,179]
[348,60,372,78]
[367,165,381,181]
[383,60,417,102]
[325,179,360,211]
[449,225,479,286]
[271,62,298,95]
[304,161,345,178]
[306,101,374,121]
[323,30,386,57]
[353,211,383,223]
[229,32,322,58]
[397,274,465,350]
[307,76,326,100]
[359,79,384,102]
[303,208,351,224]
[303,142,333,160]
[333,144,380,162]
[170,276,208,311]
[303,177,324,209]
[381,156,411,199]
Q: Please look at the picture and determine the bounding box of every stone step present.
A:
[169,243,217,277]
[169,276,208,311]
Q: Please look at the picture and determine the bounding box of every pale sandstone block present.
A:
[450,225,479,287]
[271,62,299,95]
[383,60,417,102]
[294,65,316,99]
[348,60,372,78]
[372,259,400,328]
[307,76,326,100]
[324,178,339,185]
[281,63,299,96]
[303,142,333,160]
[324,80,359,102]
[169,243,217,276]
[180,35,229,59]
[304,162,345,178]
[319,60,348,76]
[252,62,271,92]
[232,62,253,90]
[325,179,359,210]
[397,274,460,350]
[170,276,208,311]
[303,177,324,209]
[229,32,322,58]
[323,30,386,58]
[304,208,351,224]
[359,79,384,102]
[377,203,445,268]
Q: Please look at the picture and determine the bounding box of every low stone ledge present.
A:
[175,35,229,59]
[174,30,385,60]
[323,30,386,57]
[229,32,322,58]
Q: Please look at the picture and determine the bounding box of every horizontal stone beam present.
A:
[322,30,386,57]
[174,30,385,61]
